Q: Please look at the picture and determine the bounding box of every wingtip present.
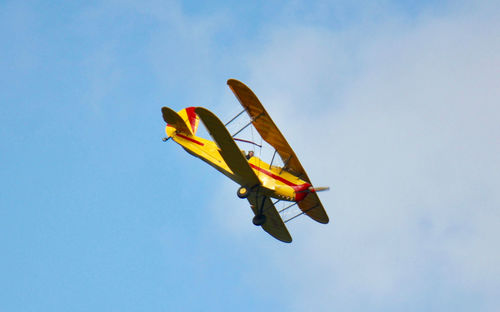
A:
[319,215,330,224]
[227,78,245,87]
[274,235,293,243]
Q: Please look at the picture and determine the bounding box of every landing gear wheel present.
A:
[252,214,266,226]
[237,186,249,199]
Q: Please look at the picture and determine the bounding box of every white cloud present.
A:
[211,1,500,310]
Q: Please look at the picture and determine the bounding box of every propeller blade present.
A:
[308,186,330,193]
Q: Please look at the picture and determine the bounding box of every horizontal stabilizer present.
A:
[162,106,193,135]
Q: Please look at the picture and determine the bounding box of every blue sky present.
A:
[1,0,499,311]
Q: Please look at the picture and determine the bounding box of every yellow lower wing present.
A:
[247,193,292,243]
[195,107,291,242]
[195,107,260,187]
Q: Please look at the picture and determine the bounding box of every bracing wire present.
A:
[250,120,254,150]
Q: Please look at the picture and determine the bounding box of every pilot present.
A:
[246,150,254,160]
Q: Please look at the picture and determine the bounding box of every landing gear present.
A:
[252,214,266,226]
[241,187,267,226]
[237,186,249,199]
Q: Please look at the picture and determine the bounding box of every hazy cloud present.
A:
[211,1,500,310]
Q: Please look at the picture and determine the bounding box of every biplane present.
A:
[161,79,329,243]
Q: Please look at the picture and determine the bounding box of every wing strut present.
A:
[284,204,320,223]
[231,112,264,137]
[224,108,246,126]
[233,138,262,148]
[279,155,293,174]
[279,201,298,214]
[269,149,278,169]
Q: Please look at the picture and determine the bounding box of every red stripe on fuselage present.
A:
[249,163,298,186]
[177,133,204,146]
[249,163,311,201]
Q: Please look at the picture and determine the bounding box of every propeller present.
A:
[297,186,330,193]
[308,186,330,193]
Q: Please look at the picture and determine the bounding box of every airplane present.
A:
[161,79,329,243]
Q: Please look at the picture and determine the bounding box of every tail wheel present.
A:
[252,214,266,226]
[237,186,249,199]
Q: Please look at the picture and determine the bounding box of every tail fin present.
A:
[161,106,200,136]
[178,107,200,135]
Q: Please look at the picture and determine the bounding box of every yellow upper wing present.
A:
[227,79,329,224]
[227,79,305,177]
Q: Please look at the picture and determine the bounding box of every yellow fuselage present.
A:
[166,126,309,202]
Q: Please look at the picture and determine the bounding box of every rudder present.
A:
[177,107,200,135]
